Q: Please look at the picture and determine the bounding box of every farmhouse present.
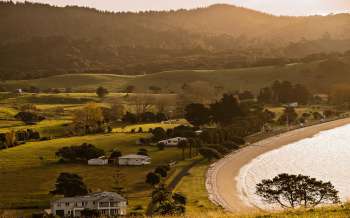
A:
[88,156,108,166]
[118,154,151,166]
[158,137,187,147]
[51,192,127,217]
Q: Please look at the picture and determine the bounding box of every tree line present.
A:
[2,2,350,80]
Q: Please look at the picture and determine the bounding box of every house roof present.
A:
[53,192,126,203]
[119,154,150,160]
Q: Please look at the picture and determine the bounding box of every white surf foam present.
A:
[237,124,350,210]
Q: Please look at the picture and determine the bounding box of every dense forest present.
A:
[1,1,350,80]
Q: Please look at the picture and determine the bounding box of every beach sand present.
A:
[206,118,350,213]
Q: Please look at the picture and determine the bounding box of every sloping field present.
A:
[2,58,350,93]
[0,133,184,211]
[2,74,135,92]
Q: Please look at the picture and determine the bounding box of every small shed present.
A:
[88,156,108,166]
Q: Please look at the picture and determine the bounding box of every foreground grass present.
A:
[174,159,219,214]
[154,204,350,218]
[0,132,185,212]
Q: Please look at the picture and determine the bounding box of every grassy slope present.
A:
[2,74,134,92]
[153,205,350,217]
[0,132,185,211]
[0,63,320,93]
[4,58,350,93]
[174,159,220,214]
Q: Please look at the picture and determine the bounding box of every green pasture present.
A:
[0,132,185,212]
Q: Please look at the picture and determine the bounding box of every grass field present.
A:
[267,106,332,120]
[152,204,350,217]
[0,59,339,94]
[3,57,350,94]
[174,159,220,214]
[0,132,188,212]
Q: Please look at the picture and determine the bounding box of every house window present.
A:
[57,203,61,207]
[82,201,87,206]
[65,202,69,207]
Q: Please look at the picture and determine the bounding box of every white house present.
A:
[283,102,299,108]
[88,156,108,166]
[51,192,127,217]
[158,137,187,147]
[118,154,151,166]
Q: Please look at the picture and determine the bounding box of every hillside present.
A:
[2,55,350,93]
[1,2,350,80]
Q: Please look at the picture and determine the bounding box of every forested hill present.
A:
[1,1,350,80]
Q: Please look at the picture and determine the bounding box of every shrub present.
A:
[55,143,105,163]
[15,111,45,124]
[199,147,222,161]
[230,136,245,145]
[154,167,167,178]
[146,172,160,186]
[222,141,240,150]
[208,144,230,155]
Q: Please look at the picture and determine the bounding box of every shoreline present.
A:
[205,117,350,213]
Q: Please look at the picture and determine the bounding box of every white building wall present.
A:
[118,158,149,166]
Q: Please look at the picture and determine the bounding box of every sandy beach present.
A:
[206,118,350,213]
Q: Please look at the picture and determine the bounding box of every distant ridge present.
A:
[1,1,350,80]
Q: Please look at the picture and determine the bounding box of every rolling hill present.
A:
[1,2,350,80]
[3,55,350,93]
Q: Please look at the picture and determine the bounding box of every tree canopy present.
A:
[256,173,340,208]
[55,143,105,163]
[50,173,88,197]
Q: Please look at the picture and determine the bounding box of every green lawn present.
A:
[0,132,184,212]
[174,159,220,214]
[0,119,72,137]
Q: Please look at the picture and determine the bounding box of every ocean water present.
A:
[237,124,350,210]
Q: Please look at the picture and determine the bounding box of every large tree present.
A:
[184,103,211,126]
[278,107,298,125]
[256,173,339,208]
[210,94,243,126]
[50,173,88,197]
[73,103,105,134]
